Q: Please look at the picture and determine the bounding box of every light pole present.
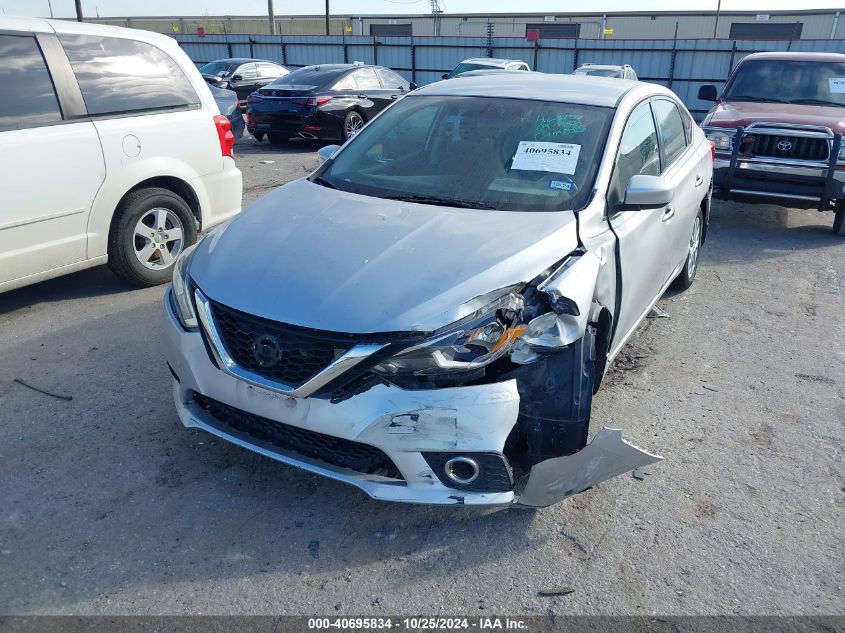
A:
[47,0,53,18]
[325,0,330,35]
[268,0,275,35]
[75,0,83,21]
[713,0,722,38]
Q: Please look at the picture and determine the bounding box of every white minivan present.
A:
[0,16,242,292]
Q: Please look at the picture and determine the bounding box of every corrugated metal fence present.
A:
[173,34,845,119]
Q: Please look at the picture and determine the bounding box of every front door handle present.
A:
[390,94,400,100]
[694,175,704,188]
[662,207,675,222]
[357,95,368,99]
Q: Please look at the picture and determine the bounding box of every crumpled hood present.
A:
[704,101,845,134]
[190,179,579,333]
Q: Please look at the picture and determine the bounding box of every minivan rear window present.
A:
[58,35,199,116]
[0,34,62,132]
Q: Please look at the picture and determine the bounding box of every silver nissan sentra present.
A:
[163,72,712,507]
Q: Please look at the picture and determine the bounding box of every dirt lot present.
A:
[0,135,843,616]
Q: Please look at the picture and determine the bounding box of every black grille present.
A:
[192,392,402,477]
[749,134,829,161]
[210,300,355,388]
[422,452,513,493]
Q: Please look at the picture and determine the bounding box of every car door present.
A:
[353,68,390,117]
[606,100,672,347]
[651,98,702,275]
[375,68,410,104]
[0,32,105,288]
[230,63,259,102]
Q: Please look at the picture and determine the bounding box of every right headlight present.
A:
[171,243,199,330]
[703,128,735,152]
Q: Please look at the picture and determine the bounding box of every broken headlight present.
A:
[372,291,525,377]
[171,243,199,330]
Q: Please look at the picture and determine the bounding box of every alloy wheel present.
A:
[133,207,185,270]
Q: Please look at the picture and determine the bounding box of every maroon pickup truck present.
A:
[698,52,845,235]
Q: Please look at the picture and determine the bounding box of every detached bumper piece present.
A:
[192,392,402,478]
[717,125,843,211]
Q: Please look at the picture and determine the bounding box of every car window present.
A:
[608,101,660,207]
[59,34,198,116]
[652,99,688,169]
[318,95,613,213]
[334,73,358,91]
[0,34,63,132]
[354,68,382,90]
[376,68,409,90]
[236,63,258,80]
[518,64,529,71]
[257,63,281,78]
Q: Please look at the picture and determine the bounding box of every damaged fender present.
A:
[516,427,663,507]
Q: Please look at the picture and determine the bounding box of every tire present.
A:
[252,132,266,142]
[671,209,703,292]
[343,110,365,141]
[267,133,290,144]
[834,206,845,236]
[107,187,197,287]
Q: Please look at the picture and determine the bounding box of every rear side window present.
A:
[0,34,62,131]
[58,34,198,115]
[376,68,408,90]
[334,73,358,90]
[236,63,258,80]
[354,68,382,90]
[257,63,281,78]
[652,99,688,169]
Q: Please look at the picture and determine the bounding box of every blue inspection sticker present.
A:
[549,180,572,191]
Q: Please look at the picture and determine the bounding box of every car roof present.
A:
[576,64,627,70]
[417,72,648,107]
[461,57,525,66]
[206,58,277,64]
[0,15,181,49]
[740,52,845,63]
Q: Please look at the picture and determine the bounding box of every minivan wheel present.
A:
[671,210,703,291]
[343,111,365,140]
[268,133,290,144]
[834,206,845,236]
[108,187,197,287]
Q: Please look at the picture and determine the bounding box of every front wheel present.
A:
[107,187,197,287]
[834,206,845,236]
[671,210,703,291]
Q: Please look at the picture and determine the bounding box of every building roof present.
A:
[414,72,644,107]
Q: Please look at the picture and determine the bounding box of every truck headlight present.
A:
[171,243,199,330]
[703,128,734,151]
[372,291,525,377]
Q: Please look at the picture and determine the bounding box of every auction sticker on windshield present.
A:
[512,141,581,175]
[829,78,845,93]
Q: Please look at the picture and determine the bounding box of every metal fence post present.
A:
[280,36,287,66]
[532,40,539,71]
[249,38,254,58]
[373,36,378,65]
[411,39,417,83]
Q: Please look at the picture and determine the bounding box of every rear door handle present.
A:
[662,207,675,222]
[694,175,704,188]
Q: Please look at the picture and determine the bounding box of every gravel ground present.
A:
[0,134,843,616]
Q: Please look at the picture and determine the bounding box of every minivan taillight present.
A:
[214,114,235,158]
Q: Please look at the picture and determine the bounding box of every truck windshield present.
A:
[315,95,612,212]
[725,60,845,107]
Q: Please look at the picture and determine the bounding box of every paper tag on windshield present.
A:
[829,78,845,93]
[512,142,581,175]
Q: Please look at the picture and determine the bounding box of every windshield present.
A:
[199,61,237,77]
[315,95,613,212]
[447,63,496,78]
[725,60,845,106]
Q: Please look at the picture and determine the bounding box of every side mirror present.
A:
[317,144,341,165]
[624,174,673,209]
[409,82,418,91]
[698,84,718,102]
[231,74,243,82]
[442,73,449,80]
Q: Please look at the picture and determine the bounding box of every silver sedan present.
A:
[163,72,713,507]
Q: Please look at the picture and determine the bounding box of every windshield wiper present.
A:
[382,195,496,210]
[728,95,786,103]
[789,98,844,107]
[312,176,338,190]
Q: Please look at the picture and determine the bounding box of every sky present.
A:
[3,0,844,18]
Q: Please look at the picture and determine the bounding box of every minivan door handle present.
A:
[662,207,675,222]
[694,175,704,188]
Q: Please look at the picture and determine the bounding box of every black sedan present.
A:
[245,64,415,144]
[199,58,289,106]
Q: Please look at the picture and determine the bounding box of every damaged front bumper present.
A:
[164,288,661,507]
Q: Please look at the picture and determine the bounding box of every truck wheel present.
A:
[108,187,197,287]
[671,210,703,291]
[834,207,845,237]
